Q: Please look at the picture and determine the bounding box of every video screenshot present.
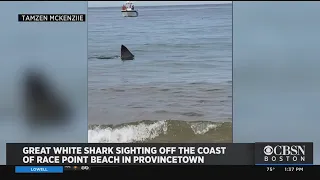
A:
[0,1,319,177]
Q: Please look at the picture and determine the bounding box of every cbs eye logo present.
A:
[81,166,89,170]
[263,145,273,155]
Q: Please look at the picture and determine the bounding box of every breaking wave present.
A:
[88,120,232,143]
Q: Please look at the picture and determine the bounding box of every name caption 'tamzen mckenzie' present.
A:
[19,14,85,22]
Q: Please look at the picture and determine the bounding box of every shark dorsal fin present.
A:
[24,68,70,123]
[121,45,134,60]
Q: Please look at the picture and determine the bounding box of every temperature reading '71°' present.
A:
[267,167,275,172]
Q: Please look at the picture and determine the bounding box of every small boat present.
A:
[121,1,138,17]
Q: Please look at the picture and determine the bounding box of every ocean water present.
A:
[0,2,87,164]
[88,3,232,143]
[233,2,320,164]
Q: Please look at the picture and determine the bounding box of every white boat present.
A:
[121,1,138,17]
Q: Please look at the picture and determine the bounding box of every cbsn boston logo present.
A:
[263,145,306,162]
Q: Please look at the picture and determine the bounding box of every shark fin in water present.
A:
[121,45,134,60]
[23,68,71,123]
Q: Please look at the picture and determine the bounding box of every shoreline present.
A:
[88,120,232,143]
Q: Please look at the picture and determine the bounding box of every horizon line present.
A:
[88,2,232,8]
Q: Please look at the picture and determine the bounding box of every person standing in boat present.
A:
[122,5,126,10]
[132,5,134,10]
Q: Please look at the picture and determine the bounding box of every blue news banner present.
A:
[5,142,315,173]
